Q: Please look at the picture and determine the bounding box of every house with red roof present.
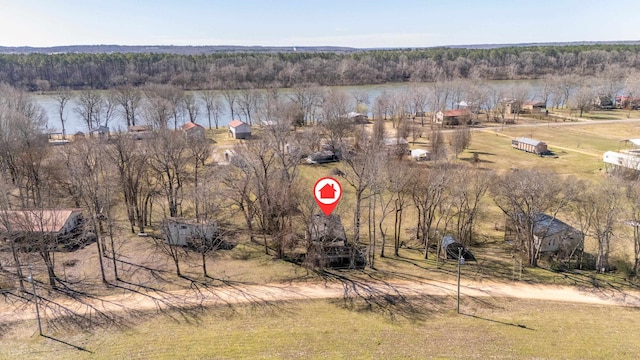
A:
[182,121,206,139]
[435,109,471,126]
[228,120,251,139]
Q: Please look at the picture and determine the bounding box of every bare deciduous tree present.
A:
[115,86,143,127]
[221,87,238,120]
[412,164,452,259]
[450,125,471,159]
[75,90,105,130]
[52,89,73,139]
[182,92,201,124]
[430,127,446,161]
[200,89,224,129]
[340,128,379,248]
[147,130,188,218]
[583,180,622,273]
[450,167,490,246]
[107,132,151,233]
[491,170,576,267]
[237,87,261,125]
[289,83,322,125]
[572,79,597,118]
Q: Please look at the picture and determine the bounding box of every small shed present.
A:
[512,137,548,155]
[162,218,218,247]
[228,120,251,139]
[182,122,206,139]
[223,149,237,162]
[440,235,476,261]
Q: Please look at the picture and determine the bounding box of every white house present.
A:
[228,120,251,139]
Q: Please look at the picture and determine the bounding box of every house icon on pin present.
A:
[319,183,336,199]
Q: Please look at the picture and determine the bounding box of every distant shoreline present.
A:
[2,40,640,55]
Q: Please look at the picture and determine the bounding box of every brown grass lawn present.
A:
[2,297,640,360]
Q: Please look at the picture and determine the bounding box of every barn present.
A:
[512,137,548,155]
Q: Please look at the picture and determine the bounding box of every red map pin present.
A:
[313,177,342,216]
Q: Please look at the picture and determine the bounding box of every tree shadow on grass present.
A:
[462,313,534,330]
[317,269,449,322]
[41,334,92,353]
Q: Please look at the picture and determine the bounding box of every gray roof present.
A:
[516,137,545,146]
[533,213,579,238]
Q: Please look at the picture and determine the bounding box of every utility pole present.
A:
[28,266,43,336]
[457,247,463,314]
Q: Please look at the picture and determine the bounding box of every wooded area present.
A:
[2,44,640,90]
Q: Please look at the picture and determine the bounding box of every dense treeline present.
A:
[2,44,640,91]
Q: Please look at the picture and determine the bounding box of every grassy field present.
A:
[549,108,640,120]
[2,297,639,359]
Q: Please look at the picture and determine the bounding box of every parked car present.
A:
[306,150,339,164]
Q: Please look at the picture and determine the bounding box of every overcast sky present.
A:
[1,0,639,48]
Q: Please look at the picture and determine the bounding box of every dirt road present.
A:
[2,278,639,324]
